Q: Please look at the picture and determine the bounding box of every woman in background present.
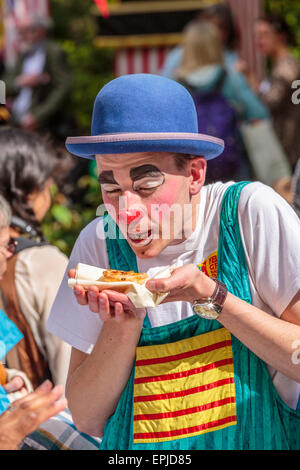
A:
[161,3,244,79]
[0,127,70,390]
[255,14,300,171]
[174,21,269,182]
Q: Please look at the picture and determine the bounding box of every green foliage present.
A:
[42,173,102,257]
[50,0,114,132]
[266,0,300,59]
[41,1,112,257]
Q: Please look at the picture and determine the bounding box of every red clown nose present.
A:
[119,210,142,225]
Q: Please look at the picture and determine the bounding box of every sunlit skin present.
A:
[27,178,53,223]
[96,152,206,259]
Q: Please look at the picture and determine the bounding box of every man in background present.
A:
[4,14,71,139]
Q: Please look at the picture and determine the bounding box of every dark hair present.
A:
[174,153,198,170]
[199,3,238,50]
[0,127,58,238]
[257,14,297,46]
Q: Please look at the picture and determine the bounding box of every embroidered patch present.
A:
[198,250,218,278]
[133,328,237,443]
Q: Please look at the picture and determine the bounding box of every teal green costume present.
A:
[99,182,300,450]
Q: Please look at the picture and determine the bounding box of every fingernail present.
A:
[147,281,156,291]
[89,291,97,297]
[39,379,52,390]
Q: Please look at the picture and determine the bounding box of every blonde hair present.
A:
[176,21,224,79]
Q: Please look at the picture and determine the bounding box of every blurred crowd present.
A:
[0,2,299,450]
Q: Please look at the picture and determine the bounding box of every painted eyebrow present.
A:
[129,165,163,181]
[98,170,119,185]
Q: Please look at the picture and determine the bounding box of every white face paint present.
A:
[96,152,205,259]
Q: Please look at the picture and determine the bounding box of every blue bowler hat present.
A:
[66,73,224,160]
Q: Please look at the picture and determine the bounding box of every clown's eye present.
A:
[102,184,121,194]
[133,175,165,192]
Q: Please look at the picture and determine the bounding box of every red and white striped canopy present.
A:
[114,0,264,81]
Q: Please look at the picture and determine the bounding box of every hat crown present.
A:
[91,73,198,135]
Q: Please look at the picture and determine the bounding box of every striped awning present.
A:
[96,0,264,81]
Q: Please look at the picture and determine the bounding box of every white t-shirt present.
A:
[47,182,300,409]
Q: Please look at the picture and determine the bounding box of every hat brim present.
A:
[65,132,224,161]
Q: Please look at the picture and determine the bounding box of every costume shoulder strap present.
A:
[217,181,252,304]
[103,215,138,271]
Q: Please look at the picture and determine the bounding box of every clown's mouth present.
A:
[127,229,152,245]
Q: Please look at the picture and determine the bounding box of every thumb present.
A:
[146,269,186,293]
[146,277,170,293]
[68,268,76,279]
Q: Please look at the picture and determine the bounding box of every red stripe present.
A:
[135,340,231,367]
[157,47,166,71]
[134,358,233,384]
[134,377,234,402]
[127,48,135,75]
[113,53,119,77]
[142,48,149,74]
[134,396,236,421]
[134,415,237,440]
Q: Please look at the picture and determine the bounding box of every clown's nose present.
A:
[119,209,142,225]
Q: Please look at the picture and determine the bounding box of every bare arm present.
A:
[65,275,145,437]
[66,265,300,437]
[147,265,300,383]
[218,287,300,381]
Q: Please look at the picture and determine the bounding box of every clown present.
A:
[47,74,300,450]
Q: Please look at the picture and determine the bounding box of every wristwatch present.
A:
[192,278,228,320]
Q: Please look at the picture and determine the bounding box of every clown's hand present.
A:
[68,269,146,323]
[146,264,216,304]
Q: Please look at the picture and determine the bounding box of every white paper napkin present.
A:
[68,263,177,308]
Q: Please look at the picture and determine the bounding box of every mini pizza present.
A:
[101,269,148,285]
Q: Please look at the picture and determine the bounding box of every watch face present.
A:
[192,302,220,320]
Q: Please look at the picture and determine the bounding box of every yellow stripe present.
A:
[37,429,70,450]
[135,344,233,380]
[134,381,235,416]
[133,327,236,443]
[93,0,221,16]
[135,328,231,362]
[133,419,237,444]
[134,402,236,434]
[94,33,182,49]
[134,361,234,397]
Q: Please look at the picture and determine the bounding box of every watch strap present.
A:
[210,277,228,310]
